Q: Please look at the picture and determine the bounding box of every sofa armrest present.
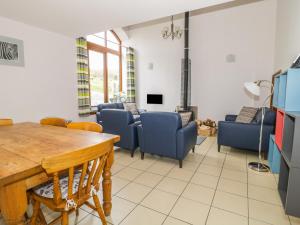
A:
[176,121,197,159]
[137,124,144,150]
[225,115,237,122]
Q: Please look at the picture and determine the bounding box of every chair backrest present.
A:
[41,140,111,204]
[101,109,134,132]
[40,117,67,127]
[67,122,103,133]
[140,112,182,157]
[0,119,13,126]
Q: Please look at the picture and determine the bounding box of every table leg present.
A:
[102,146,114,216]
[0,180,27,225]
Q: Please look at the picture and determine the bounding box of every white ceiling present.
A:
[0,0,234,38]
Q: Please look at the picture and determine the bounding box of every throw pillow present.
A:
[123,102,139,115]
[179,112,192,127]
[235,106,258,123]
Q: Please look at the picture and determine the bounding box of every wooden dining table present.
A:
[0,122,120,225]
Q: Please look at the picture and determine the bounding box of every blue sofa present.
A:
[217,108,276,156]
[96,103,140,157]
[137,112,197,168]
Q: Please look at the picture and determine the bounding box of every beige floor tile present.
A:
[133,171,163,188]
[202,157,224,167]
[147,161,175,175]
[191,172,219,189]
[111,163,125,175]
[290,216,300,225]
[249,218,272,225]
[112,176,130,195]
[170,197,210,225]
[129,158,156,170]
[163,217,190,225]
[181,160,200,171]
[182,183,215,205]
[184,152,204,163]
[217,178,247,197]
[212,191,248,217]
[223,161,247,172]
[114,167,143,181]
[141,189,179,214]
[248,172,277,189]
[167,167,194,182]
[197,164,222,177]
[115,154,138,166]
[248,184,281,205]
[78,214,110,225]
[45,208,89,225]
[97,196,136,224]
[221,169,247,183]
[156,177,188,195]
[206,207,248,225]
[249,199,290,225]
[120,205,166,225]
[116,182,152,203]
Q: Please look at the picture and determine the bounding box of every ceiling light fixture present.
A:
[162,16,182,40]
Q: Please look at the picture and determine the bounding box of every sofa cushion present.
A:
[254,108,276,125]
[179,112,192,127]
[123,103,139,115]
[235,106,258,123]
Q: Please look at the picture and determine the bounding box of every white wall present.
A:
[0,17,95,123]
[274,0,300,70]
[127,0,277,121]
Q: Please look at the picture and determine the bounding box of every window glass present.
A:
[88,50,104,105]
[107,53,120,101]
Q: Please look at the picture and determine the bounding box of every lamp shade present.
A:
[244,82,260,96]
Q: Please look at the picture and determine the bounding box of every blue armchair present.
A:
[137,112,197,168]
[100,109,140,157]
[218,108,276,157]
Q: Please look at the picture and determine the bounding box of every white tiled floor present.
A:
[0,137,299,225]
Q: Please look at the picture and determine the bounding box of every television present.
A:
[147,94,163,104]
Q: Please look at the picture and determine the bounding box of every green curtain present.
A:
[126,47,136,103]
[76,37,91,116]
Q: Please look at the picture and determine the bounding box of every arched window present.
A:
[87,30,124,105]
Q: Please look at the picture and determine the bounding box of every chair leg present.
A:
[131,150,134,158]
[76,208,79,217]
[61,212,69,225]
[141,152,144,160]
[179,160,183,168]
[192,147,195,153]
[218,145,221,152]
[93,195,107,225]
[30,200,40,225]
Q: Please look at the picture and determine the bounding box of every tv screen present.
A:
[147,94,163,104]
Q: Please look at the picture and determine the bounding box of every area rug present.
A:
[196,136,207,145]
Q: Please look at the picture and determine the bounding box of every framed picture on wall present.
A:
[0,35,24,67]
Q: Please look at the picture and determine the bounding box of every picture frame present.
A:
[0,35,24,67]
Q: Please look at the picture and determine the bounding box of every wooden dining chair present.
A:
[67,122,103,133]
[30,139,111,225]
[0,118,13,126]
[40,117,67,127]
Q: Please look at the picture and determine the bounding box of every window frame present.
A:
[87,30,123,105]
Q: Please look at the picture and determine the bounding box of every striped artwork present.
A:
[126,47,136,103]
[76,37,91,116]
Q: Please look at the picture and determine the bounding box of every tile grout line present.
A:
[204,142,228,225]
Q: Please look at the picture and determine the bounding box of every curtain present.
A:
[76,37,91,116]
[126,47,136,103]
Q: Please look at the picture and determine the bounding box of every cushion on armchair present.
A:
[123,103,139,115]
[235,106,258,123]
